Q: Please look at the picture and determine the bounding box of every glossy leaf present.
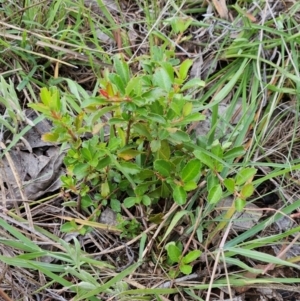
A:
[118,149,141,161]
[118,162,141,174]
[42,132,59,142]
[96,156,111,170]
[142,195,151,206]
[124,197,139,208]
[180,159,201,182]
[179,59,193,80]
[236,168,257,186]
[179,264,192,275]
[181,78,205,91]
[133,123,151,140]
[182,102,193,116]
[241,183,255,198]
[208,184,222,204]
[113,55,130,86]
[150,140,161,152]
[224,178,235,193]
[73,163,89,180]
[154,159,172,177]
[173,112,205,126]
[144,113,166,124]
[101,180,110,197]
[173,185,187,205]
[211,141,223,158]
[182,250,201,264]
[194,150,214,169]
[235,197,246,212]
[169,130,190,143]
[183,181,197,191]
[157,140,170,160]
[223,146,245,160]
[207,173,219,192]
[153,67,172,91]
[166,243,181,263]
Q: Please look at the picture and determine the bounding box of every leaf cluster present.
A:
[30,50,257,236]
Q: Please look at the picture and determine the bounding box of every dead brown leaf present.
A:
[212,0,228,20]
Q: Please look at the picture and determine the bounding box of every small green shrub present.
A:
[165,241,201,277]
[30,49,256,235]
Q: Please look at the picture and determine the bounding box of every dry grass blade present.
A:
[212,0,228,20]
[0,142,33,229]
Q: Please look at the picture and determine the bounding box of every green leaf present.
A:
[73,163,89,180]
[194,150,214,169]
[173,185,187,205]
[159,62,174,83]
[167,16,193,34]
[81,97,110,107]
[169,100,182,116]
[108,137,121,151]
[113,55,130,86]
[158,129,170,140]
[182,102,193,116]
[174,112,205,126]
[235,198,246,212]
[150,140,161,152]
[124,197,140,208]
[236,168,257,186]
[144,113,166,124]
[40,87,51,106]
[157,140,170,160]
[181,78,205,91]
[136,170,155,180]
[154,159,172,177]
[133,123,151,140]
[118,162,141,174]
[81,147,93,161]
[223,146,245,160]
[224,178,235,193]
[153,67,172,91]
[207,173,219,192]
[179,59,193,80]
[166,243,181,263]
[101,180,110,197]
[118,149,141,160]
[183,181,197,191]
[211,141,223,158]
[125,76,142,96]
[180,159,201,182]
[142,88,165,102]
[169,130,190,143]
[60,221,77,233]
[96,156,111,170]
[109,73,125,94]
[81,195,93,208]
[135,181,157,196]
[142,195,151,206]
[29,103,50,115]
[42,132,59,142]
[182,250,201,264]
[179,264,192,275]
[241,183,254,198]
[208,184,222,204]
[110,199,121,212]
